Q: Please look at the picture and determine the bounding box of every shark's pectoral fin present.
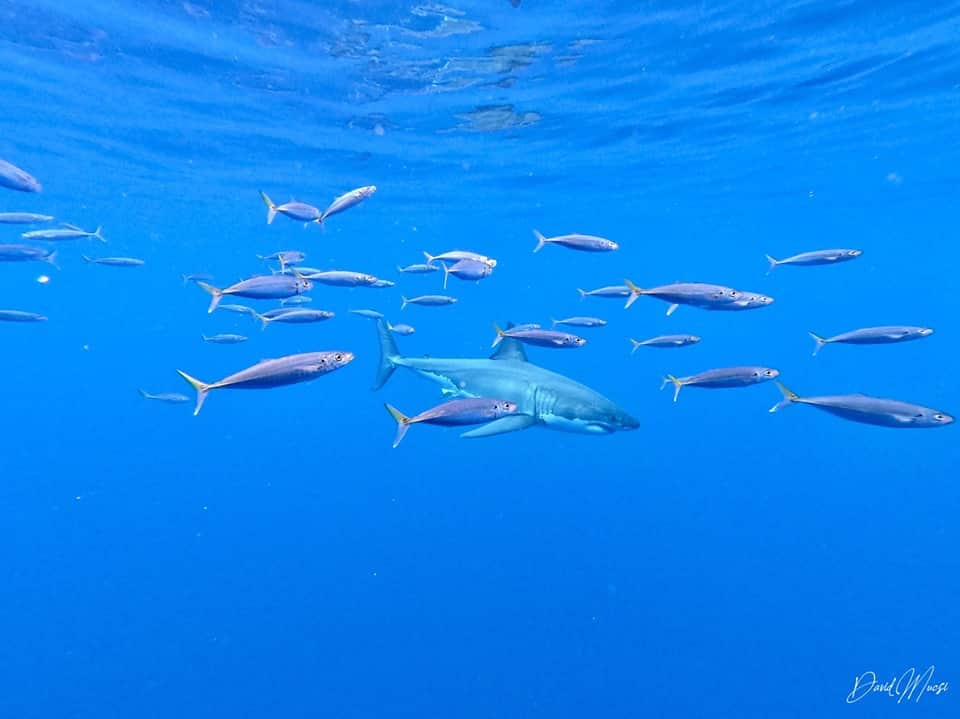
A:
[461,414,538,439]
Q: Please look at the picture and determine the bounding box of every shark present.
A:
[372,319,639,437]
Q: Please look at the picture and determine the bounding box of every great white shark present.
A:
[373,319,639,437]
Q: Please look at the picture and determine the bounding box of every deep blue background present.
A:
[1,1,957,717]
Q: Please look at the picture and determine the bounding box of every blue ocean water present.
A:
[1,0,958,716]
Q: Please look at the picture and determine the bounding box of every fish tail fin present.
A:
[81,255,92,264]
[259,191,277,224]
[422,251,436,265]
[532,229,546,253]
[769,381,800,413]
[441,263,452,290]
[384,403,411,448]
[255,313,270,331]
[373,318,401,390]
[46,251,59,270]
[138,388,152,399]
[201,335,210,342]
[624,279,642,309]
[196,281,223,313]
[809,332,827,357]
[550,317,558,327]
[491,323,505,348]
[400,296,409,310]
[660,374,683,402]
[576,288,587,301]
[176,369,211,416]
[93,226,105,243]
[765,254,779,274]
[629,338,642,355]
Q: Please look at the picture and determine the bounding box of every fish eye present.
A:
[765,369,774,376]
[934,413,947,421]
[334,353,343,362]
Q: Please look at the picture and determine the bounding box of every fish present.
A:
[765,249,862,272]
[254,308,334,329]
[197,275,312,313]
[440,259,493,289]
[0,212,54,224]
[176,350,354,415]
[397,263,439,274]
[576,285,632,300]
[551,316,607,328]
[182,273,215,284]
[280,295,313,306]
[387,322,415,336]
[257,250,306,271]
[350,309,385,319]
[218,303,258,316]
[808,326,934,356]
[384,398,520,447]
[0,244,58,268]
[319,185,377,223]
[259,191,322,224]
[138,389,190,404]
[401,294,458,309]
[769,382,954,428]
[661,366,779,402]
[82,256,144,267]
[629,335,701,352]
[0,309,47,322]
[22,224,105,243]
[294,270,378,287]
[0,158,42,193]
[624,279,773,314]
[532,230,618,253]
[492,323,585,349]
[371,279,395,288]
[423,250,497,268]
[372,319,638,436]
[201,334,249,344]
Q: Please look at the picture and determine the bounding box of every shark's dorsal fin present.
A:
[489,322,528,361]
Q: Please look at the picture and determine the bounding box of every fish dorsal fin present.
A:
[489,322,528,361]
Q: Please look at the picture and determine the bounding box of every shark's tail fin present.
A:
[660,374,683,403]
[809,332,828,357]
[384,403,411,447]
[769,381,800,413]
[373,318,400,390]
[765,254,779,274]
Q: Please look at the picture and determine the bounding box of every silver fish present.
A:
[218,303,258,316]
[197,275,312,313]
[440,259,493,289]
[770,382,953,428]
[202,334,249,344]
[423,250,496,268]
[384,398,519,447]
[22,224,105,243]
[177,351,354,415]
[492,324,585,349]
[0,244,58,267]
[0,212,54,224]
[371,279,395,288]
[257,250,306,270]
[182,272,214,284]
[319,185,377,223]
[138,389,190,404]
[0,309,47,322]
[532,230,618,253]
[82,255,144,267]
[576,285,632,300]
[401,294,458,309]
[280,295,313,306]
[766,249,862,272]
[629,335,701,352]
[397,263,439,274]
[625,279,773,314]
[809,326,933,356]
[350,309,385,319]
[254,308,334,329]
[260,191,321,224]
[551,316,607,328]
[662,366,779,402]
[0,158,42,193]
[387,322,415,336]
[295,270,378,287]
